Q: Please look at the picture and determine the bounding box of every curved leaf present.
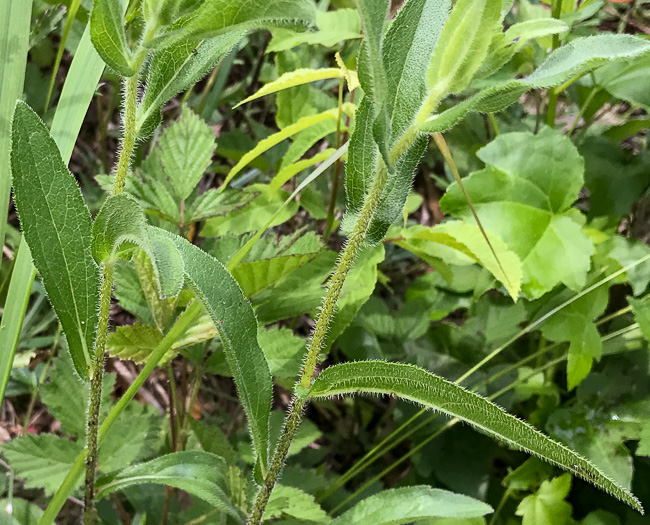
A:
[420,34,650,132]
[11,101,99,380]
[149,227,272,475]
[148,0,315,50]
[95,451,242,521]
[308,360,642,513]
[331,486,493,524]
[92,194,184,298]
[89,0,134,76]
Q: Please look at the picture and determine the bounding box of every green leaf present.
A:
[95,451,242,520]
[383,0,450,141]
[188,418,238,465]
[132,250,176,331]
[137,33,243,137]
[92,194,184,298]
[426,0,502,95]
[89,0,134,77]
[186,188,257,223]
[1,434,80,496]
[259,328,305,379]
[149,0,315,50]
[220,109,343,190]
[516,474,573,525]
[355,0,389,103]
[629,297,650,343]
[150,228,272,476]
[593,54,650,110]
[419,34,650,133]
[158,106,215,200]
[235,68,349,108]
[391,221,522,300]
[264,485,329,523]
[307,361,642,512]
[440,128,592,298]
[331,486,493,524]
[0,498,43,525]
[267,8,362,52]
[113,260,155,325]
[107,311,217,364]
[11,101,99,380]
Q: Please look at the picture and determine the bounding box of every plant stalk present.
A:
[83,262,114,524]
[247,162,390,524]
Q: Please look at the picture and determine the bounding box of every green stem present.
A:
[248,162,391,525]
[568,86,601,137]
[41,301,202,525]
[83,262,114,524]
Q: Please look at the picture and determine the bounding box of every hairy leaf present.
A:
[89,0,133,76]
[265,485,329,523]
[383,0,450,141]
[149,0,315,50]
[267,8,362,52]
[420,34,650,132]
[137,33,242,137]
[441,128,591,298]
[11,101,99,379]
[308,361,642,512]
[331,486,493,524]
[426,0,502,95]
[158,106,215,200]
[150,228,272,475]
[95,451,242,519]
[186,188,257,223]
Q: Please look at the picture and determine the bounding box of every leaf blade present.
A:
[89,0,134,76]
[308,360,643,513]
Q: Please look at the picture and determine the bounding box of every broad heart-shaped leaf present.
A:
[148,0,316,50]
[149,227,272,476]
[440,127,592,299]
[331,486,493,524]
[419,34,650,133]
[92,194,184,298]
[95,451,242,520]
[90,0,134,77]
[136,32,243,138]
[308,361,643,512]
[383,0,450,142]
[516,474,573,525]
[426,0,501,95]
[11,101,99,380]
[265,485,329,523]
[1,434,80,496]
[158,106,215,200]
[390,221,522,300]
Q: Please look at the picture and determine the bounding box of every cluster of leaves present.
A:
[1,0,650,524]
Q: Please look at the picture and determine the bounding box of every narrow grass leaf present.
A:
[331,486,493,524]
[420,34,650,132]
[308,361,643,513]
[234,68,346,108]
[150,227,272,476]
[90,0,134,77]
[95,452,242,521]
[11,102,99,380]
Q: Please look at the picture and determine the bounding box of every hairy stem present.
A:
[83,262,114,524]
[247,162,390,524]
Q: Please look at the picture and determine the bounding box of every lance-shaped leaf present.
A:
[420,34,650,132]
[92,194,184,298]
[148,0,316,50]
[149,227,272,475]
[355,0,389,101]
[95,452,242,520]
[158,106,215,200]
[331,486,493,524]
[383,0,450,142]
[136,32,243,138]
[426,0,502,95]
[90,0,134,77]
[234,67,354,108]
[10,101,99,380]
[308,361,643,513]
